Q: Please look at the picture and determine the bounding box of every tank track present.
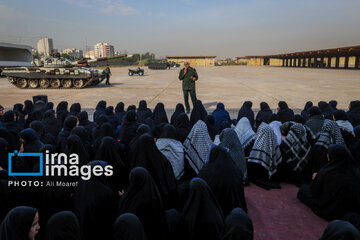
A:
[7,77,104,89]
[148,63,168,70]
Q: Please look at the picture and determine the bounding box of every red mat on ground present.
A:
[245,183,328,240]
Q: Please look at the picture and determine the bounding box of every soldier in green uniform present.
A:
[104,64,112,85]
[179,61,198,113]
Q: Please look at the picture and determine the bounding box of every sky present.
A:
[0,0,359,59]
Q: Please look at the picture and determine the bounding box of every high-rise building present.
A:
[37,38,54,57]
[84,50,95,60]
[94,42,115,58]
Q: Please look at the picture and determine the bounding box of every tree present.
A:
[60,53,74,60]
[141,52,155,61]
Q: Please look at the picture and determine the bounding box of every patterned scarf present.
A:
[269,120,282,145]
[183,120,213,174]
[219,128,247,180]
[235,117,257,149]
[315,119,345,149]
[248,122,282,179]
[336,120,354,135]
[156,138,185,180]
[282,123,311,171]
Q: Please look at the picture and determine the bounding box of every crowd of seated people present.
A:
[0,98,359,240]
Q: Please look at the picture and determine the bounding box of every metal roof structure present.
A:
[238,45,360,59]
[166,56,216,59]
[0,42,33,67]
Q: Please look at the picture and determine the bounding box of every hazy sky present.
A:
[0,0,359,58]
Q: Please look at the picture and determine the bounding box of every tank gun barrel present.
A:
[75,57,108,66]
[73,54,127,66]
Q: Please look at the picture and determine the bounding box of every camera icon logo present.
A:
[8,151,43,176]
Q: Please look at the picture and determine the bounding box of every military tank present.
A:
[1,55,109,89]
[147,60,170,70]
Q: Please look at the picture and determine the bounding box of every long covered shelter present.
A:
[166,56,216,67]
[266,45,360,69]
[238,45,360,69]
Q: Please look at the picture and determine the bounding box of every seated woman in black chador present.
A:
[174,112,191,143]
[302,119,345,182]
[347,100,360,127]
[234,117,256,157]
[211,102,231,132]
[301,101,313,122]
[247,122,282,189]
[190,100,207,126]
[319,220,360,240]
[298,144,360,221]
[129,133,178,209]
[137,100,152,124]
[118,167,168,240]
[304,106,324,145]
[204,115,217,141]
[152,102,169,125]
[45,211,80,240]
[318,101,334,120]
[112,213,146,240]
[237,101,254,127]
[255,102,272,130]
[278,122,311,185]
[0,206,40,240]
[73,161,117,240]
[277,101,294,123]
[93,100,106,122]
[182,178,224,240]
[198,145,247,216]
[333,109,355,147]
[222,208,254,240]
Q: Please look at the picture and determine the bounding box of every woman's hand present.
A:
[312,172,317,180]
[118,190,125,197]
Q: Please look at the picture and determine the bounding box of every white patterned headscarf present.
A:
[336,120,354,135]
[282,123,311,171]
[219,128,247,180]
[269,120,282,145]
[248,122,282,179]
[183,120,213,174]
[235,117,257,148]
[315,119,345,149]
[156,138,185,180]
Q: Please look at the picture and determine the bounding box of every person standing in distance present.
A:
[104,64,112,85]
[179,61,198,114]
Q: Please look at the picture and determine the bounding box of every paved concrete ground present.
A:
[1,66,359,117]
